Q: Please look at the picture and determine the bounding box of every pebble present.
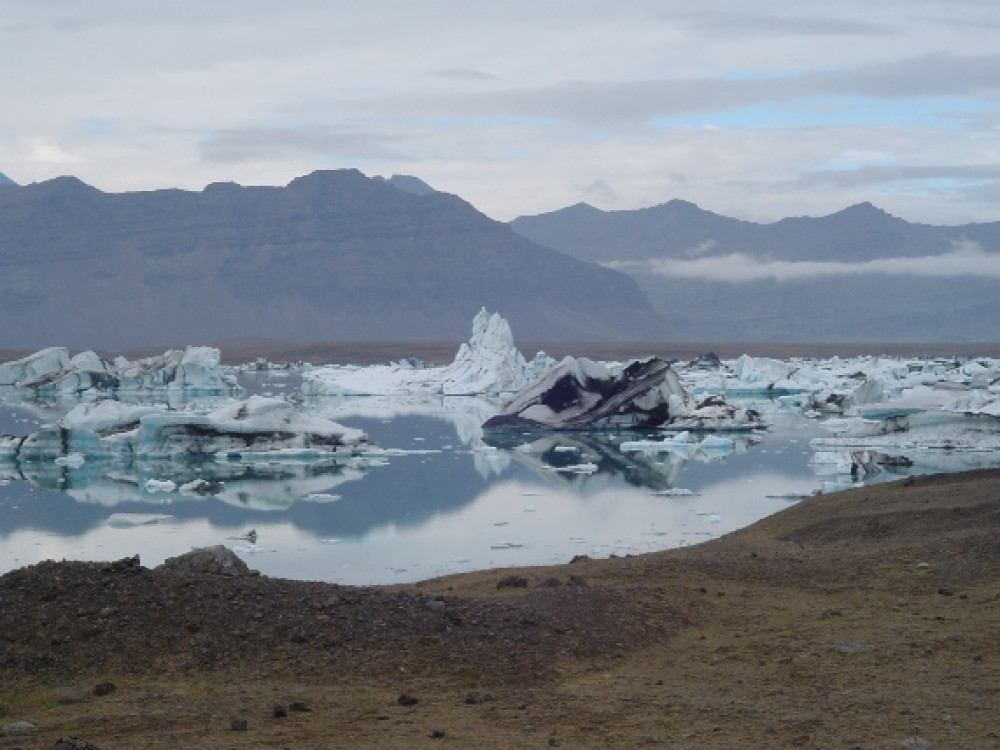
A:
[430,728,446,738]
[230,718,248,731]
[1,721,37,736]
[397,693,419,706]
[53,737,103,750]
[93,681,117,696]
[496,575,528,590]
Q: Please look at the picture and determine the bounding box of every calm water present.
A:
[0,370,905,585]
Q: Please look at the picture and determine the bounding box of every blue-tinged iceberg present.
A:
[4,395,372,465]
[135,396,370,460]
[0,345,239,398]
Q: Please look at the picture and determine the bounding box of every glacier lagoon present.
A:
[2,307,999,586]
[0,367,921,585]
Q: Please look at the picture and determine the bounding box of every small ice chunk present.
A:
[144,479,177,493]
[54,452,85,468]
[106,512,173,527]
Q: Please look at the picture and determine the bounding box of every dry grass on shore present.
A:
[2,469,999,748]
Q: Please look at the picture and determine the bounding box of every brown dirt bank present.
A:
[2,469,999,748]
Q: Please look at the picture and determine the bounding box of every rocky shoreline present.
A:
[3,469,1000,748]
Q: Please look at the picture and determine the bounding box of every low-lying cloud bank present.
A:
[605,241,1000,283]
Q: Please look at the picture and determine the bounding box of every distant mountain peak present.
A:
[27,175,102,198]
[0,172,16,187]
[838,201,891,217]
[385,174,436,196]
[285,168,368,191]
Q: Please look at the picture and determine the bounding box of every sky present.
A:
[2,0,999,225]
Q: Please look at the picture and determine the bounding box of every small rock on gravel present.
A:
[53,737,103,750]
[93,681,116,696]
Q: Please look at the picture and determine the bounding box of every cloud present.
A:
[605,241,1000,283]
[581,178,617,204]
[426,68,497,82]
[344,52,1000,127]
[669,9,892,37]
[200,127,409,163]
[796,164,1000,189]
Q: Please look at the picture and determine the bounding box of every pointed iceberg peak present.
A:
[441,308,553,396]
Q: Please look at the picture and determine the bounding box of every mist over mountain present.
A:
[512,201,1000,342]
[0,170,666,351]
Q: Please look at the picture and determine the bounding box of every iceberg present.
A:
[0,345,240,399]
[135,396,371,460]
[300,308,553,398]
[0,347,72,387]
[483,356,764,432]
[4,395,372,465]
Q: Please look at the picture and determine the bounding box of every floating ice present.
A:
[144,478,177,493]
[0,345,239,397]
[106,512,174,527]
[53,451,85,468]
[301,308,553,398]
[484,356,764,432]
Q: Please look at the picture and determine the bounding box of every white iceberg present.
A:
[300,308,553,399]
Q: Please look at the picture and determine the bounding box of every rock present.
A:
[397,693,419,706]
[1,721,37,736]
[272,704,287,718]
[834,643,874,654]
[496,575,529,590]
[92,681,116,696]
[229,718,248,731]
[53,737,103,750]
[430,728,446,739]
[289,701,311,712]
[157,546,255,577]
[56,688,88,704]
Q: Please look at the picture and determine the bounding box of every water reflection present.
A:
[0,378,927,584]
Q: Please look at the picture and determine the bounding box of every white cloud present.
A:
[0,1,998,224]
[605,241,1000,282]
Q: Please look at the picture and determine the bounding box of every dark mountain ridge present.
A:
[0,170,666,350]
[512,200,1000,342]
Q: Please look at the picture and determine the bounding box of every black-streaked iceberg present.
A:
[482,356,763,432]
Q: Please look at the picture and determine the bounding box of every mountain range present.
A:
[512,201,1000,343]
[4,168,997,350]
[0,171,665,351]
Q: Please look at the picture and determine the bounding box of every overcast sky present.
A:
[2,1,998,224]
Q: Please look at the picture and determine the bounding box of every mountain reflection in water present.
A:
[0,372,896,584]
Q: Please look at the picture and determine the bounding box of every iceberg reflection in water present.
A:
[1,384,831,584]
[3,356,998,585]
